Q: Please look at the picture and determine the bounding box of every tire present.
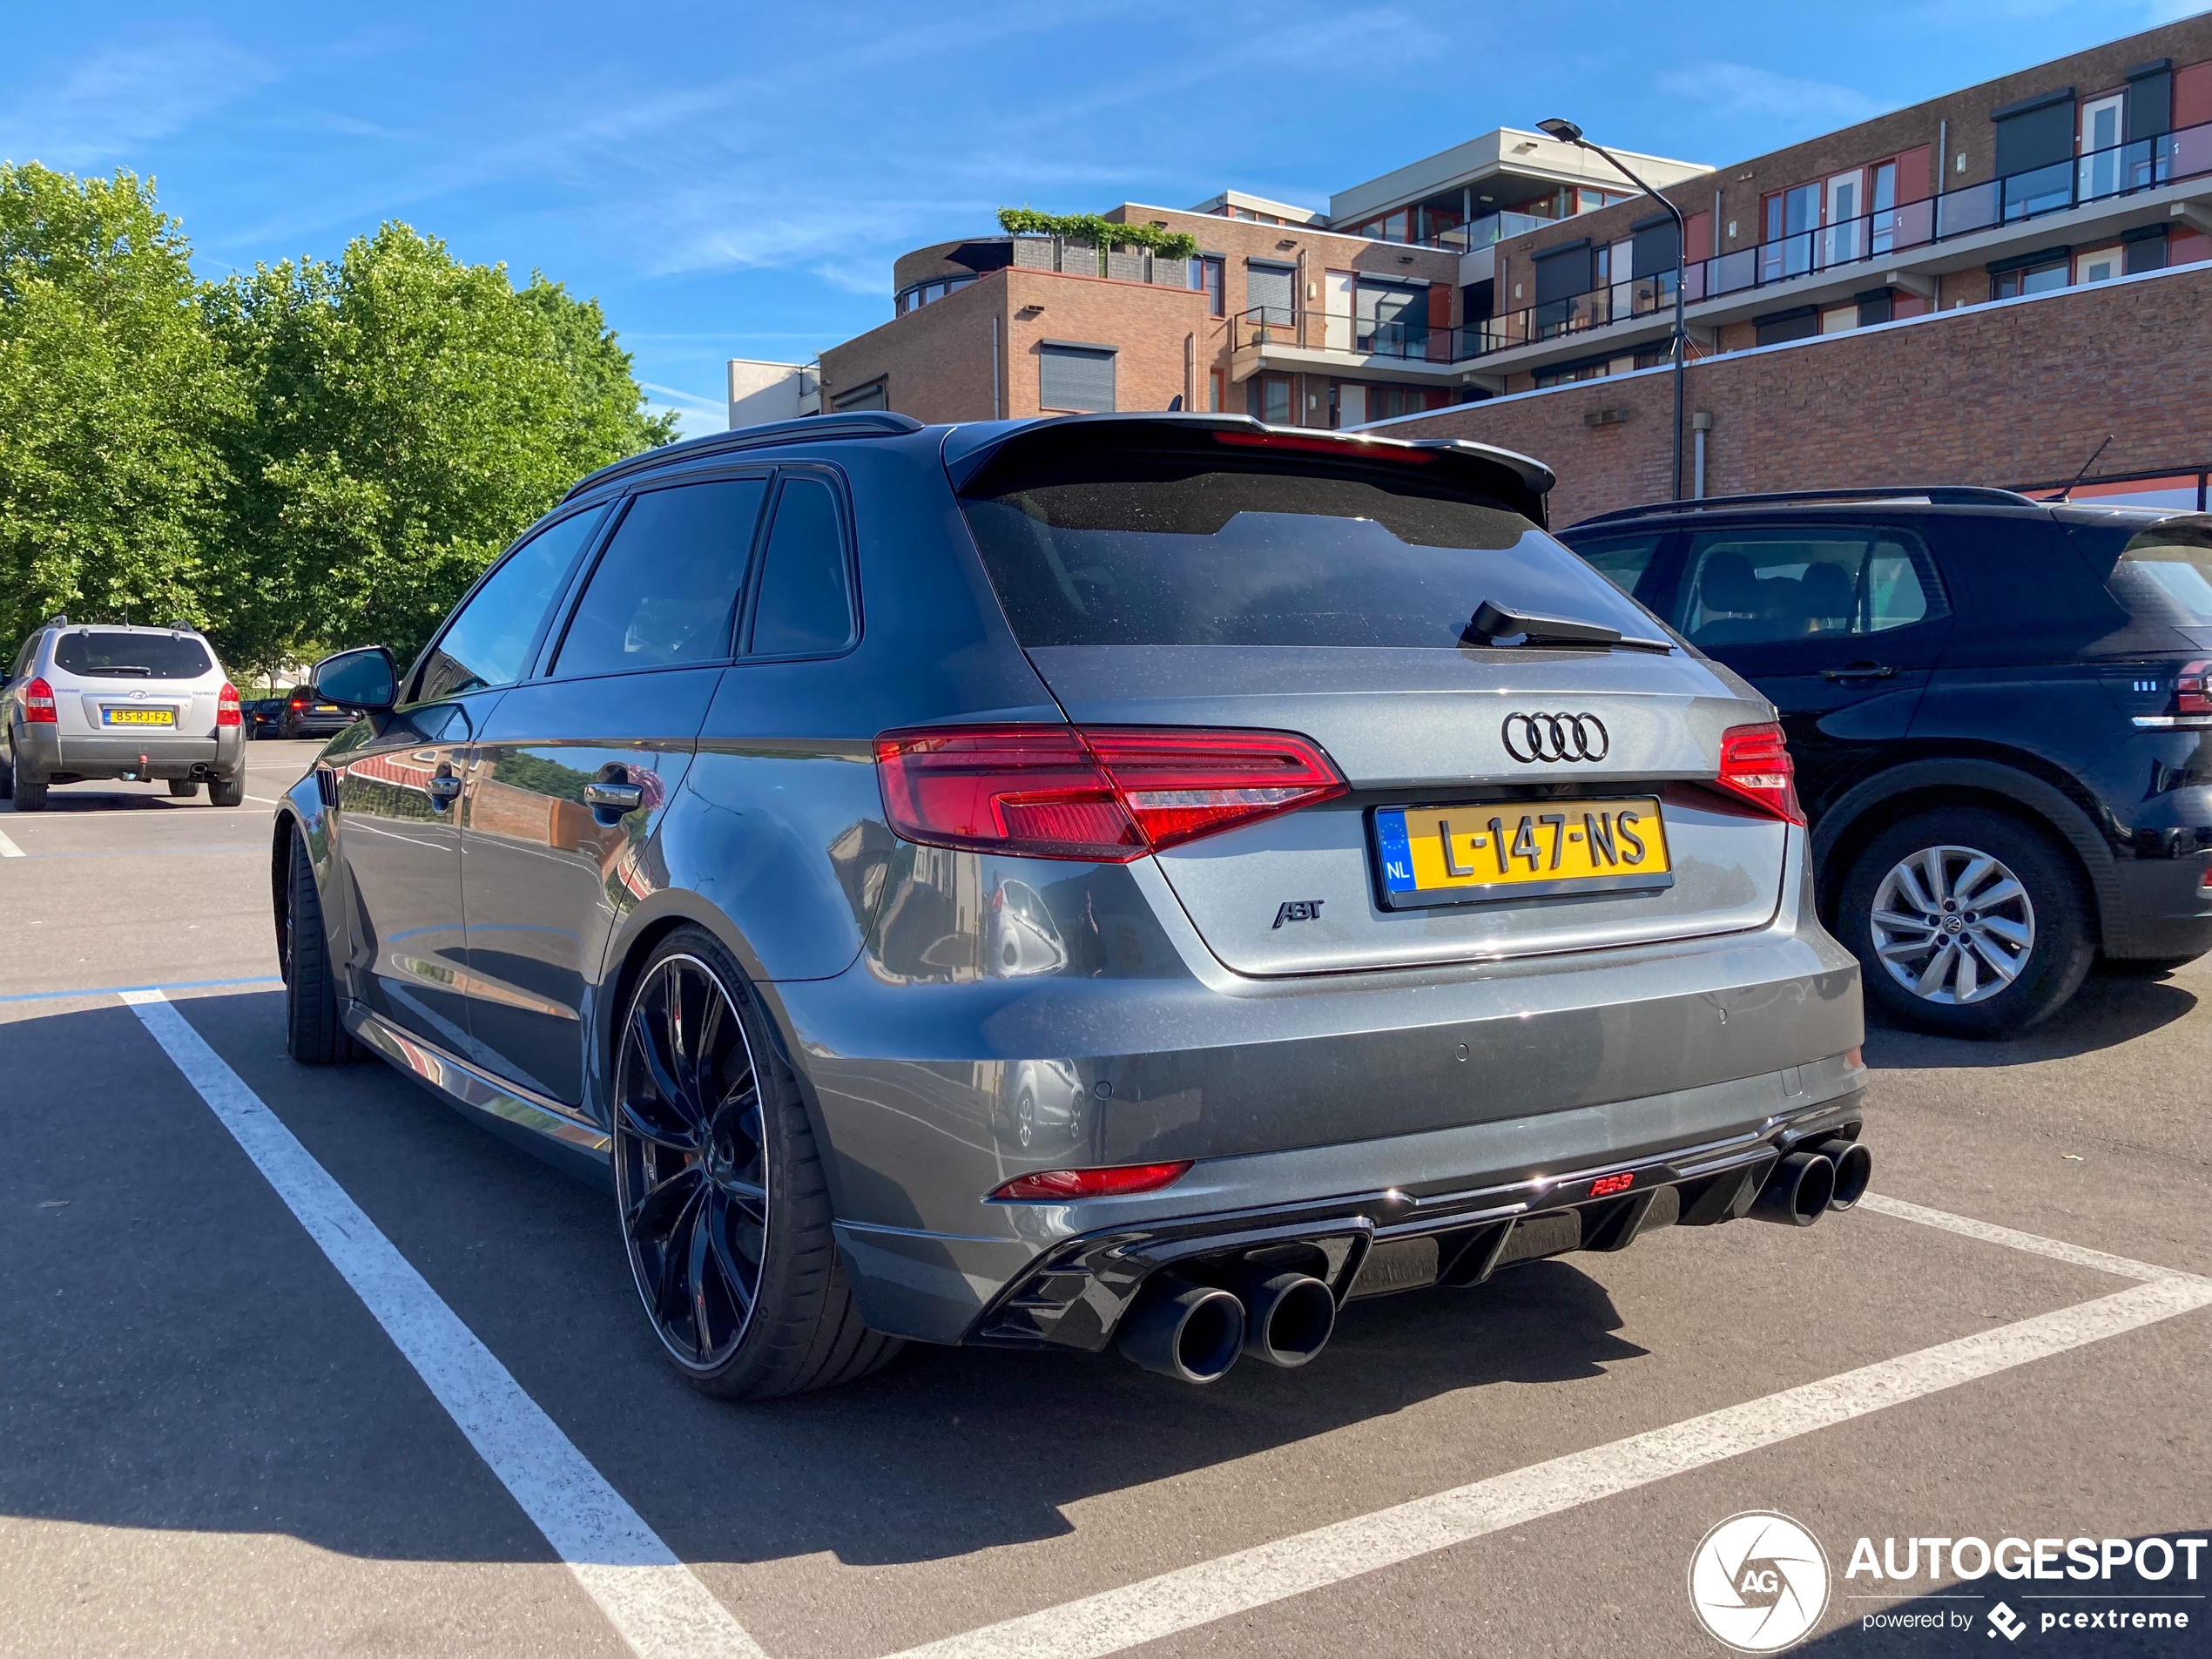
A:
[169,779,200,799]
[610,927,901,1399]
[12,752,46,813]
[208,772,246,807]
[283,830,361,1064]
[0,745,11,800]
[1838,807,2094,1039]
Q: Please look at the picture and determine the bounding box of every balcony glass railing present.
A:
[1460,117,2212,361]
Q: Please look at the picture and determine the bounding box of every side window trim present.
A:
[536,466,773,680]
[404,502,610,704]
[738,464,862,661]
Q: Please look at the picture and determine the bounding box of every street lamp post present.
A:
[1537,118,1689,502]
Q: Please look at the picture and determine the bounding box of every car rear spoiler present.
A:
[941,413,1557,529]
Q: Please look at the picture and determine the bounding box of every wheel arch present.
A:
[1812,756,2121,952]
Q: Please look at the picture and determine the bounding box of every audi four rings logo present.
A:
[1501,711,1609,763]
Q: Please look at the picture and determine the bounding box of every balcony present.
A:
[1463,118,2212,369]
[1231,305,1471,386]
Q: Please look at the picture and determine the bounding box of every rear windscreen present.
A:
[958,455,1662,649]
[2103,523,2212,627]
[52,631,212,679]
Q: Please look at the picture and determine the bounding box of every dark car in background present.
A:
[1559,488,2212,1039]
[272,685,353,739]
[241,696,286,738]
[274,411,1867,1401]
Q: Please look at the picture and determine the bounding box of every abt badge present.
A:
[1271,899,1324,929]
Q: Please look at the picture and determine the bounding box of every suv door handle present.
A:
[1820,663,1897,682]
[583,781,644,812]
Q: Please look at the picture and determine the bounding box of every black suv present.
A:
[1559,487,2212,1038]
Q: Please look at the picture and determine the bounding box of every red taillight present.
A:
[988,1161,1193,1201]
[874,725,1348,861]
[23,677,56,724]
[1712,721,1804,825]
[2175,660,2211,716]
[1590,1172,1634,1198]
[219,682,243,727]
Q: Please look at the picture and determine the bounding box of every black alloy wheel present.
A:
[614,952,772,1374]
[609,929,902,1399]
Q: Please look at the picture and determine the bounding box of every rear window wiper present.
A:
[1466,598,1673,655]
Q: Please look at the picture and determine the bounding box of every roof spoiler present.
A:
[943,413,1556,527]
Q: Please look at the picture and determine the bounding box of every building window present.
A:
[1038,343,1116,413]
[1191,255,1224,315]
[1208,368,1226,412]
[2074,244,2124,284]
[1245,261,1295,326]
[1752,306,1819,347]
[1246,373,1293,424]
[1989,253,2068,299]
[831,379,887,412]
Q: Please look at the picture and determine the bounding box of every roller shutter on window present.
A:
[1245,261,1295,323]
[1992,87,2077,177]
[1533,239,1593,304]
[1038,343,1116,412]
[1632,215,1680,280]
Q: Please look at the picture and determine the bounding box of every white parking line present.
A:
[122,989,767,1659]
[0,827,23,857]
[887,1209,2212,1659]
[1857,1191,2207,1285]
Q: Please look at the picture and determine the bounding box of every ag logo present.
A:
[1687,1511,1831,1653]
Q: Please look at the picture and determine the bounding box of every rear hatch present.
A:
[2060,511,2212,726]
[51,630,215,736]
[950,419,1793,975]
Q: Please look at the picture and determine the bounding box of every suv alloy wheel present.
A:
[1839,807,2094,1039]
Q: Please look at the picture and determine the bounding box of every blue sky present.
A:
[3,0,2201,435]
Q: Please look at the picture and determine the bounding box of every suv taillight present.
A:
[874,725,1349,862]
[217,682,242,727]
[1713,722,1805,825]
[2175,660,2211,717]
[23,677,56,724]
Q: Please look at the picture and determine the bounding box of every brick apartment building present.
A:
[805,17,2212,519]
[816,134,1704,431]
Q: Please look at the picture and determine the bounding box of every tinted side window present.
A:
[749,475,856,657]
[417,508,604,702]
[555,479,766,678]
[1568,533,1668,604]
[1676,527,1945,648]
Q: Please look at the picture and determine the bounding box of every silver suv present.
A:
[1,619,247,809]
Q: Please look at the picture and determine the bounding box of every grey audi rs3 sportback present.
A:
[273,411,1868,1399]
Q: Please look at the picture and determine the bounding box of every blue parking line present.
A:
[0,974,282,1005]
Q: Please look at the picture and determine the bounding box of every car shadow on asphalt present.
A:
[1862,969,2198,1070]
[2,993,1655,1571]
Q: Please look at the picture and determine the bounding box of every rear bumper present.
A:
[24,728,241,780]
[2106,850,2212,961]
[772,824,1866,1345]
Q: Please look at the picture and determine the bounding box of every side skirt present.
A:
[347,1005,612,1187]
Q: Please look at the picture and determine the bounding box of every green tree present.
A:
[208,223,677,671]
[0,165,241,648]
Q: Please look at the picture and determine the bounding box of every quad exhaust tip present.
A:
[1116,1277,1246,1384]
[1749,1150,1836,1226]
[1236,1270,1337,1369]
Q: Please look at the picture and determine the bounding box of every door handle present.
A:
[426,773,463,808]
[1820,663,1897,682]
[583,781,644,812]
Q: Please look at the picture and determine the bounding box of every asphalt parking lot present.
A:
[3,739,2206,1658]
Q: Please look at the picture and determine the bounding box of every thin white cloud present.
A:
[0,36,276,167]
[1654,61,1887,127]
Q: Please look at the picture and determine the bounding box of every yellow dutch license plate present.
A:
[103,707,176,727]
[1372,799,1674,908]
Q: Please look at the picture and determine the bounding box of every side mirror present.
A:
[312,646,399,712]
